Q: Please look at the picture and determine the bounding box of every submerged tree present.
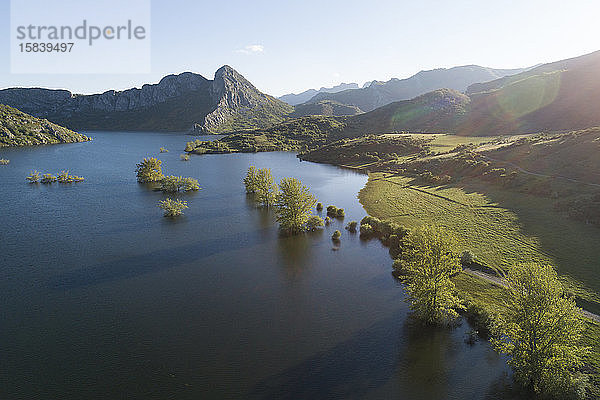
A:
[136,157,164,183]
[158,198,188,217]
[243,166,259,194]
[254,168,278,207]
[160,176,200,193]
[395,225,463,324]
[492,263,590,398]
[274,177,317,234]
[40,173,57,184]
[27,170,40,183]
[306,215,325,231]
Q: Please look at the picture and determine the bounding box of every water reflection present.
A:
[277,233,313,281]
[249,311,404,399]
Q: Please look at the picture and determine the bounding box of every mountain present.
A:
[0,66,293,134]
[0,104,90,147]
[278,83,359,106]
[330,50,600,136]
[291,100,362,117]
[305,65,528,113]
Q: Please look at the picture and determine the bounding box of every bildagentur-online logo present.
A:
[15,20,147,46]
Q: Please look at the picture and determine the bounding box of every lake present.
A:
[0,131,518,399]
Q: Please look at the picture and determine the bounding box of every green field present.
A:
[359,172,600,306]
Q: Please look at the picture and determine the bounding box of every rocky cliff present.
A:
[0,67,293,133]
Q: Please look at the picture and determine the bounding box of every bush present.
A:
[41,173,57,184]
[360,223,373,236]
[160,176,200,192]
[57,170,84,183]
[336,208,345,218]
[316,202,323,211]
[346,221,357,232]
[325,216,331,225]
[332,230,341,240]
[136,157,164,183]
[306,215,325,231]
[27,170,40,183]
[180,154,190,161]
[326,205,338,216]
[159,147,169,153]
[0,159,9,165]
[158,198,188,217]
[461,250,476,266]
[361,216,381,232]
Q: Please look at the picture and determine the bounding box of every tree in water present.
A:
[254,168,278,207]
[158,198,188,217]
[395,225,463,324]
[492,263,590,398]
[243,166,259,194]
[136,157,164,183]
[274,177,317,234]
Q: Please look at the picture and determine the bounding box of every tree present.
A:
[332,230,341,240]
[158,198,188,217]
[395,225,463,324]
[306,215,325,231]
[27,170,40,183]
[492,263,590,397]
[136,157,164,183]
[160,176,200,192]
[243,166,259,194]
[254,168,278,207]
[274,177,317,234]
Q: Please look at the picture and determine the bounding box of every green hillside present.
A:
[0,104,90,147]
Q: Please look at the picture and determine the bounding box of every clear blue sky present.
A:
[1,0,599,96]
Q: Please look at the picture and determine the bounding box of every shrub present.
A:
[57,170,84,183]
[160,176,200,192]
[316,202,323,211]
[136,157,164,183]
[461,250,476,266]
[336,208,345,218]
[360,223,373,236]
[325,216,331,225]
[40,173,57,184]
[159,147,169,153]
[306,215,325,231]
[326,205,338,216]
[346,221,358,232]
[158,198,188,217]
[180,154,190,161]
[27,170,40,183]
[332,230,341,240]
[0,159,9,165]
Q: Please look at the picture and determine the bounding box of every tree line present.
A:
[378,221,590,399]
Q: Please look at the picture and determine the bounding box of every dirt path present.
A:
[481,155,600,188]
[463,268,600,323]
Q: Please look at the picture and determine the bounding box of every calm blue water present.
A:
[0,131,517,399]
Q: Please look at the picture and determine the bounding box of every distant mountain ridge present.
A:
[304,65,529,113]
[278,83,359,105]
[335,50,600,136]
[0,66,293,133]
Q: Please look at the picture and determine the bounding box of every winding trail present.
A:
[463,268,600,323]
[481,155,600,188]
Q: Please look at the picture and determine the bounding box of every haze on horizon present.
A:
[1,0,598,97]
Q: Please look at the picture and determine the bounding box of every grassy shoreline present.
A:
[358,171,600,396]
